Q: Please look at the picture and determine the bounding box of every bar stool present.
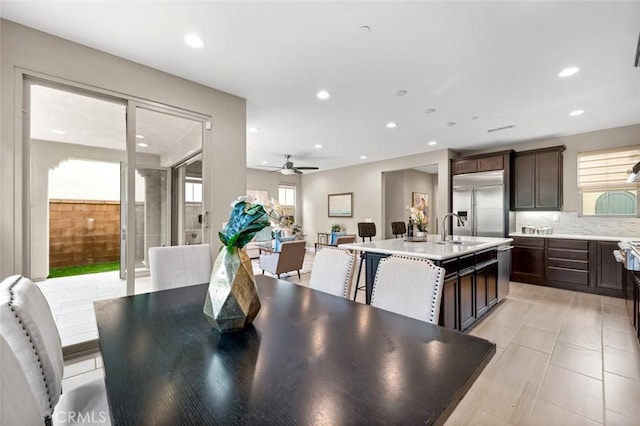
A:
[352,222,376,301]
[391,221,407,238]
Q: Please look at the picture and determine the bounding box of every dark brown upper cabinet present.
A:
[450,151,512,175]
[512,146,565,211]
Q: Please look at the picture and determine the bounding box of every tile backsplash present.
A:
[514,211,640,238]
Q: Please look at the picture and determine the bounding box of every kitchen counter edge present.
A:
[339,237,513,261]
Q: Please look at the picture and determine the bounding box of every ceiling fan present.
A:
[263,155,319,175]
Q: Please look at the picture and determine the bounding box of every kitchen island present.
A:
[340,235,513,332]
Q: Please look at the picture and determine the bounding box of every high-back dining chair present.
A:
[259,240,307,279]
[148,244,212,291]
[0,275,110,425]
[370,256,445,324]
[352,222,376,301]
[1,333,43,426]
[391,221,407,238]
[309,247,356,298]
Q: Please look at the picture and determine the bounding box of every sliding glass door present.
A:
[25,77,209,348]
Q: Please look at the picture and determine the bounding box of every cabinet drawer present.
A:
[547,239,589,250]
[441,258,459,277]
[548,258,589,271]
[547,267,589,286]
[547,248,589,262]
[460,254,475,271]
[513,237,545,247]
[475,249,497,265]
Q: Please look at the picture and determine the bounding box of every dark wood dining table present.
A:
[95,275,495,425]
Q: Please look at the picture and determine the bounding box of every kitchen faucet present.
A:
[441,213,464,241]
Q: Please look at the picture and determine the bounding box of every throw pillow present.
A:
[330,231,346,245]
[274,236,296,252]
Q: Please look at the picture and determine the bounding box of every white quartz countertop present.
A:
[509,232,640,242]
[339,236,513,261]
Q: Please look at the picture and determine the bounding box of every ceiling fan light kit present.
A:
[260,154,320,175]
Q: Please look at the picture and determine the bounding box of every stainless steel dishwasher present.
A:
[497,243,513,301]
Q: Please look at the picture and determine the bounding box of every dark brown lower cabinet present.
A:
[459,270,475,331]
[511,237,624,298]
[475,261,499,319]
[440,275,458,330]
[547,239,589,288]
[511,238,545,283]
[594,241,623,291]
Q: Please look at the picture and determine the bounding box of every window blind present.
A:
[577,147,640,191]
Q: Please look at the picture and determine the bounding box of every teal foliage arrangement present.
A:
[219,197,270,249]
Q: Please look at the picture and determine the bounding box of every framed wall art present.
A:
[328,192,353,217]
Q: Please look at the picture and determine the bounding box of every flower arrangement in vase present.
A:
[410,206,429,237]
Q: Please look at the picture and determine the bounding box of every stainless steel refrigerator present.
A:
[452,170,506,238]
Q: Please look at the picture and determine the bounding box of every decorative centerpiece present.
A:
[204,196,270,332]
[410,206,429,237]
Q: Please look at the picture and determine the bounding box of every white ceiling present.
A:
[3,1,640,173]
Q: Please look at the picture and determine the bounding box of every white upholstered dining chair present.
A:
[0,275,110,425]
[148,243,212,291]
[309,247,355,298]
[370,256,446,324]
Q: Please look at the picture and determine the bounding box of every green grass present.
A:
[48,261,120,278]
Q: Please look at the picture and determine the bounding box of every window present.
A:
[185,180,202,203]
[578,147,640,216]
[278,184,296,218]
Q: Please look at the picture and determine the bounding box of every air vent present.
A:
[487,125,515,133]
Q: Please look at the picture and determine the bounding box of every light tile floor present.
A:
[36,272,153,347]
[59,272,640,425]
[446,282,640,425]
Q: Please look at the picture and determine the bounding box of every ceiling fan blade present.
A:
[294,166,319,170]
[294,169,303,175]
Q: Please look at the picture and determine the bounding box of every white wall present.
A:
[403,169,436,235]
[301,149,453,245]
[383,169,437,238]
[0,20,246,278]
[383,171,405,238]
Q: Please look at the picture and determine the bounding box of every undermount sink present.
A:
[434,240,485,246]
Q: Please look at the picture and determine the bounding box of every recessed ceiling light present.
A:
[446,121,456,127]
[569,109,585,116]
[558,67,580,77]
[396,90,407,97]
[184,33,205,49]
[471,116,479,120]
[424,108,437,114]
[314,144,323,149]
[317,90,330,100]
[360,25,371,33]
[51,129,65,135]
[360,155,367,160]
[428,141,437,146]
[137,142,148,148]
[135,134,144,139]
[386,122,397,129]
[249,127,259,133]
[261,161,268,165]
